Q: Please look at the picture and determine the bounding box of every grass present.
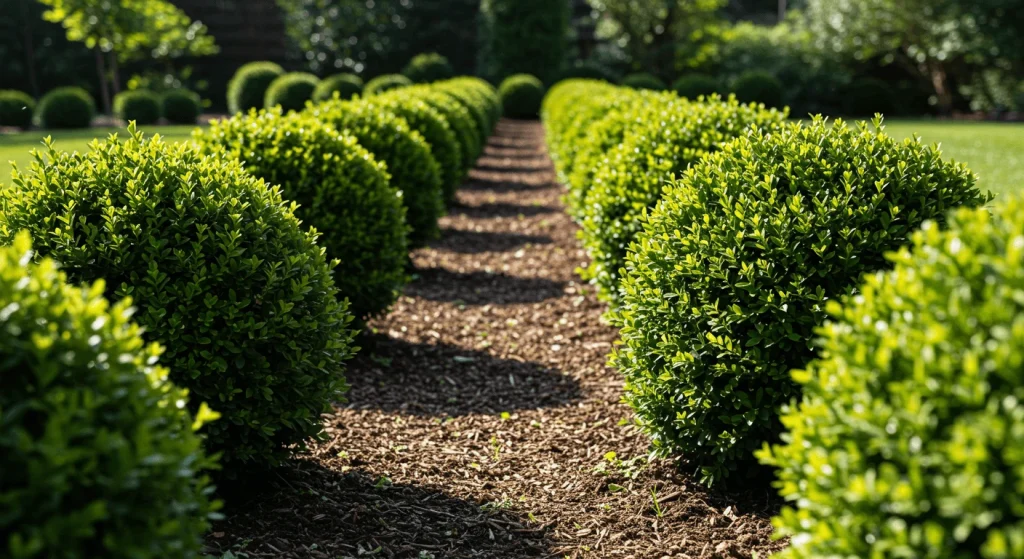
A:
[0,125,198,184]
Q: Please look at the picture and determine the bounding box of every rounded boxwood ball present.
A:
[306,99,444,247]
[313,73,363,102]
[407,85,482,171]
[264,72,319,112]
[731,70,784,108]
[672,74,719,99]
[622,72,667,91]
[0,231,219,558]
[403,53,454,84]
[194,108,408,321]
[227,61,284,114]
[761,198,1024,558]
[615,117,991,486]
[499,74,545,119]
[0,89,35,129]
[364,74,413,96]
[34,86,95,129]
[0,125,357,471]
[162,89,202,124]
[114,89,162,125]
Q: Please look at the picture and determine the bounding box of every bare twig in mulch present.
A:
[207,120,787,559]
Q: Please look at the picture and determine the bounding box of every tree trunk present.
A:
[95,49,112,116]
[929,62,954,115]
[109,51,122,97]
[19,0,39,97]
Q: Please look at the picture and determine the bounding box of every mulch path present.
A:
[205,120,787,559]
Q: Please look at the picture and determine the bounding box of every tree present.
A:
[589,0,725,80]
[39,0,217,114]
[477,0,570,84]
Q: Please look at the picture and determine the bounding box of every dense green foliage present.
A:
[34,86,94,129]
[555,60,619,83]
[313,74,364,102]
[307,99,444,246]
[227,61,284,114]
[369,93,464,205]
[264,72,319,112]
[581,94,787,303]
[434,78,501,140]
[0,231,218,559]
[0,90,35,129]
[622,72,667,90]
[195,109,408,321]
[365,74,413,95]
[672,74,719,99]
[0,126,357,470]
[731,70,784,108]
[499,74,545,119]
[406,85,482,170]
[114,89,161,125]
[403,53,455,83]
[161,89,202,124]
[761,199,1024,558]
[614,118,990,486]
[478,0,569,84]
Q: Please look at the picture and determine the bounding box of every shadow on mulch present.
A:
[474,162,552,174]
[430,228,552,254]
[460,176,550,193]
[347,334,582,416]
[449,201,558,219]
[406,267,565,306]
[207,460,554,559]
[482,148,539,160]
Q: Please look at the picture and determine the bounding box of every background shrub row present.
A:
[1,76,499,558]
[543,78,1015,557]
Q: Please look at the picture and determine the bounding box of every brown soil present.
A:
[205,120,787,559]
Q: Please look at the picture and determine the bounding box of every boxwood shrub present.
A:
[114,89,162,124]
[672,74,719,99]
[408,85,482,169]
[307,99,444,246]
[162,89,202,124]
[34,86,95,129]
[227,61,284,114]
[0,89,35,129]
[760,199,1024,559]
[581,95,787,303]
[0,232,218,558]
[541,79,622,174]
[313,73,363,102]
[0,126,357,471]
[622,73,667,91]
[615,117,991,486]
[370,93,463,205]
[365,74,413,96]
[732,70,784,108]
[264,72,319,112]
[435,78,500,138]
[195,108,408,321]
[499,74,545,119]
[403,53,455,83]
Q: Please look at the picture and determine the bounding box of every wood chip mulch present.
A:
[205,120,787,559]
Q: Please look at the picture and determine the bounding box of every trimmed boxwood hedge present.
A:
[313,73,363,102]
[162,89,202,124]
[408,85,482,170]
[403,53,455,83]
[34,86,95,129]
[0,231,219,559]
[499,74,545,119]
[307,98,444,246]
[614,117,991,486]
[227,61,284,114]
[0,89,35,129]
[672,74,719,99]
[114,89,162,125]
[264,72,319,112]
[0,125,357,471]
[622,73,667,91]
[194,108,409,321]
[365,74,413,96]
[760,198,1024,559]
[732,70,784,108]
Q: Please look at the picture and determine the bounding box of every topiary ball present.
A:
[843,77,896,116]
[195,108,408,321]
[370,93,464,206]
[403,53,455,84]
[0,231,219,558]
[760,198,1024,559]
[0,125,357,471]
[581,95,788,304]
[264,72,319,112]
[615,117,992,486]
[114,89,162,125]
[407,85,482,171]
[162,89,203,124]
[34,86,95,129]
[499,74,545,119]
[731,70,784,108]
[434,80,493,140]
[227,61,284,114]
[622,73,667,91]
[672,74,720,100]
[306,99,444,246]
[364,74,413,96]
[453,77,502,129]
[0,89,35,129]
[313,73,364,102]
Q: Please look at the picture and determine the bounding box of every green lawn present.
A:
[0,125,198,183]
